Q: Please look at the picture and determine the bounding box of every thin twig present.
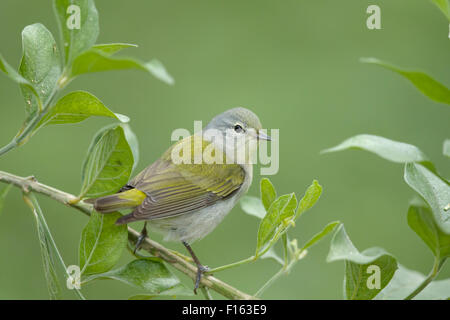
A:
[0,170,255,300]
[0,74,63,158]
[254,267,286,298]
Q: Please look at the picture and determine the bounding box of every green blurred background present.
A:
[0,0,449,299]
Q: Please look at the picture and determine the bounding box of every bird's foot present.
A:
[134,222,148,254]
[194,264,210,294]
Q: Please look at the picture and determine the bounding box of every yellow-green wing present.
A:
[127,136,245,221]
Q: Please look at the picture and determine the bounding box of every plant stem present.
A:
[0,77,61,157]
[0,140,18,156]
[282,233,289,267]
[404,257,447,300]
[0,170,256,300]
[254,267,286,298]
[206,256,256,274]
[254,248,307,298]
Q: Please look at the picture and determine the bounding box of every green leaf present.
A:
[19,23,61,120]
[128,295,157,300]
[128,284,194,299]
[23,194,61,300]
[69,49,174,85]
[295,179,322,219]
[0,184,12,216]
[79,210,127,277]
[430,0,450,21]
[53,0,99,64]
[376,264,450,300]
[301,221,340,251]
[24,193,85,300]
[255,180,322,256]
[260,246,284,265]
[92,43,138,55]
[404,163,450,233]
[85,258,191,296]
[407,205,450,260]
[240,196,266,219]
[360,58,450,105]
[327,224,398,300]
[128,284,194,300]
[122,123,139,171]
[444,139,450,158]
[35,91,126,132]
[79,124,134,198]
[256,193,297,255]
[0,54,40,100]
[260,178,277,211]
[322,134,431,165]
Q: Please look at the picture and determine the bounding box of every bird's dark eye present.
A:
[234,124,244,133]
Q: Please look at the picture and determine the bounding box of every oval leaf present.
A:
[407,205,450,260]
[240,196,266,219]
[260,178,277,211]
[327,224,398,300]
[23,194,61,300]
[79,124,134,198]
[92,43,138,55]
[404,163,450,233]
[361,58,450,105]
[53,0,99,64]
[70,49,174,85]
[19,23,61,119]
[295,179,322,219]
[301,221,340,251]
[85,258,187,295]
[322,134,430,164]
[35,91,125,131]
[256,193,297,254]
[79,211,127,276]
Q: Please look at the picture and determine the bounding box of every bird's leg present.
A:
[182,241,209,294]
[134,222,148,254]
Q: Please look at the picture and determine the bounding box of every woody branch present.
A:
[0,170,255,300]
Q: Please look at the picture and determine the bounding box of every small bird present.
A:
[86,107,270,292]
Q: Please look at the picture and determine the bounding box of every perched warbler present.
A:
[86,107,270,292]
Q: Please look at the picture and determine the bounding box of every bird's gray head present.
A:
[204,107,270,141]
[203,107,270,163]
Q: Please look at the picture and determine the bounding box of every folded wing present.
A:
[116,136,245,224]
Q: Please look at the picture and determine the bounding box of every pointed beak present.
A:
[257,131,271,141]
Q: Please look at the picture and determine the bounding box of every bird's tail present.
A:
[84,188,146,213]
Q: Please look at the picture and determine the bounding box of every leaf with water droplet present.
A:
[18,23,61,124]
